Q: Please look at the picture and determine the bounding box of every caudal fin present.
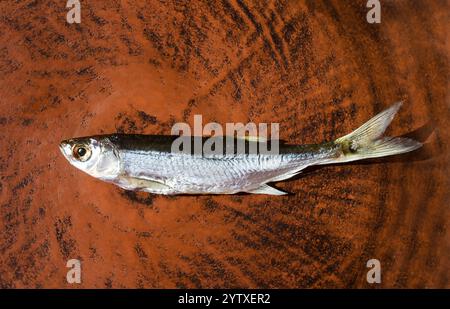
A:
[334,102,422,163]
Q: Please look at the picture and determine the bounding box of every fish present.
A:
[59,102,422,195]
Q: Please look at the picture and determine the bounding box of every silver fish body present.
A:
[59,103,422,195]
[60,134,339,195]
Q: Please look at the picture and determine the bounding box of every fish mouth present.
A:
[59,140,72,159]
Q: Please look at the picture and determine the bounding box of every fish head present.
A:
[59,136,121,179]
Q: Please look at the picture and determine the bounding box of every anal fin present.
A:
[246,184,288,195]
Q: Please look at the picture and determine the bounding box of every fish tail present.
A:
[333,102,422,163]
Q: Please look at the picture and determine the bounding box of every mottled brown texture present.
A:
[0,0,448,288]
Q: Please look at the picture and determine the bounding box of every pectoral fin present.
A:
[116,176,172,193]
[246,184,288,195]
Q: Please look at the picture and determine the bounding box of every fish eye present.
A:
[72,145,92,161]
[77,147,86,156]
